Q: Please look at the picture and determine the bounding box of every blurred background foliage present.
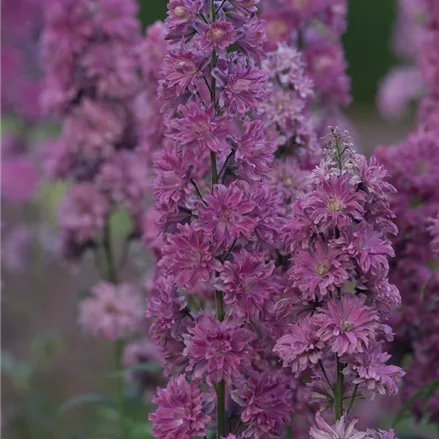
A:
[137,0,399,106]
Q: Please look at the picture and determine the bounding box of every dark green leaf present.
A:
[58,394,112,415]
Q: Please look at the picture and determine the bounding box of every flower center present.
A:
[211,27,225,42]
[174,5,187,17]
[327,198,344,212]
[315,263,329,276]
[341,317,352,332]
[232,78,251,92]
[211,339,231,353]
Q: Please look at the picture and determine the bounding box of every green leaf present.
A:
[58,394,112,415]
[109,362,162,378]
[1,351,17,374]
[392,388,425,427]
[422,380,439,411]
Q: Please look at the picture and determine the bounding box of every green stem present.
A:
[115,339,128,439]
[318,359,334,393]
[334,357,344,420]
[216,380,226,438]
[102,219,118,283]
[346,384,359,416]
[215,290,225,322]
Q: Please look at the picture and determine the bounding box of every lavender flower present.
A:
[149,375,213,439]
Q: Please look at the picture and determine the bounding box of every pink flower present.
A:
[305,175,364,233]
[316,296,379,356]
[159,46,207,96]
[274,315,325,376]
[153,149,193,214]
[81,41,140,99]
[1,155,38,204]
[58,183,109,244]
[215,61,266,114]
[78,282,143,340]
[183,314,254,385]
[193,184,255,247]
[232,368,292,439]
[149,375,213,439]
[309,412,369,439]
[336,223,394,275]
[234,120,276,181]
[344,343,405,396]
[167,0,202,30]
[63,99,124,157]
[289,241,352,300]
[197,19,237,54]
[216,250,279,319]
[366,429,399,439]
[170,102,228,154]
[158,224,223,291]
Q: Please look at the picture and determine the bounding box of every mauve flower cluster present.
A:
[40,0,162,260]
[375,0,439,422]
[260,0,352,137]
[148,1,293,438]
[377,0,425,119]
[1,0,45,205]
[276,128,403,437]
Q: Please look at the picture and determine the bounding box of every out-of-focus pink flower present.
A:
[1,155,38,203]
[79,282,143,340]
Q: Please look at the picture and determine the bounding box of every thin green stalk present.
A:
[102,219,118,283]
[334,357,344,420]
[115,339,128,439]
[216,380,226,438]
[318,359,334,393]
[346,384,359,416]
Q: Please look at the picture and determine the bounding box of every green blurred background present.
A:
[137,0,399,105]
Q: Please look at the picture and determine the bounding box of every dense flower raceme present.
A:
[148,1,297,438]
[260,0,352,136]
[41,0,167,262]
[377,0,426,119]
[375,0,439,422]
[274,129,403,436]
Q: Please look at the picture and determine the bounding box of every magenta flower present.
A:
[366,429,399,439]
[216,249,279,319]
[336,223,394,274]
[274,315,325,376]
[309,412,369,439]
[58,182,109,244]
[215,61,266,114]
[316,296,379,356]
[149,375,213,439]
[183,314,254,385]
[344,343,405,396]
[193,183,255,248]
[232,369,292,439]
[78,282,143,340]
[170,102,228,154]
[153,149,193,214]
[158,224,223,291]
[1,155,38,204]
[305,174,364,233]
[160,46,207,96]
[197,19,237,54]
[289,240,352,300]
[234,120,276,181]
[167,0,202,30]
